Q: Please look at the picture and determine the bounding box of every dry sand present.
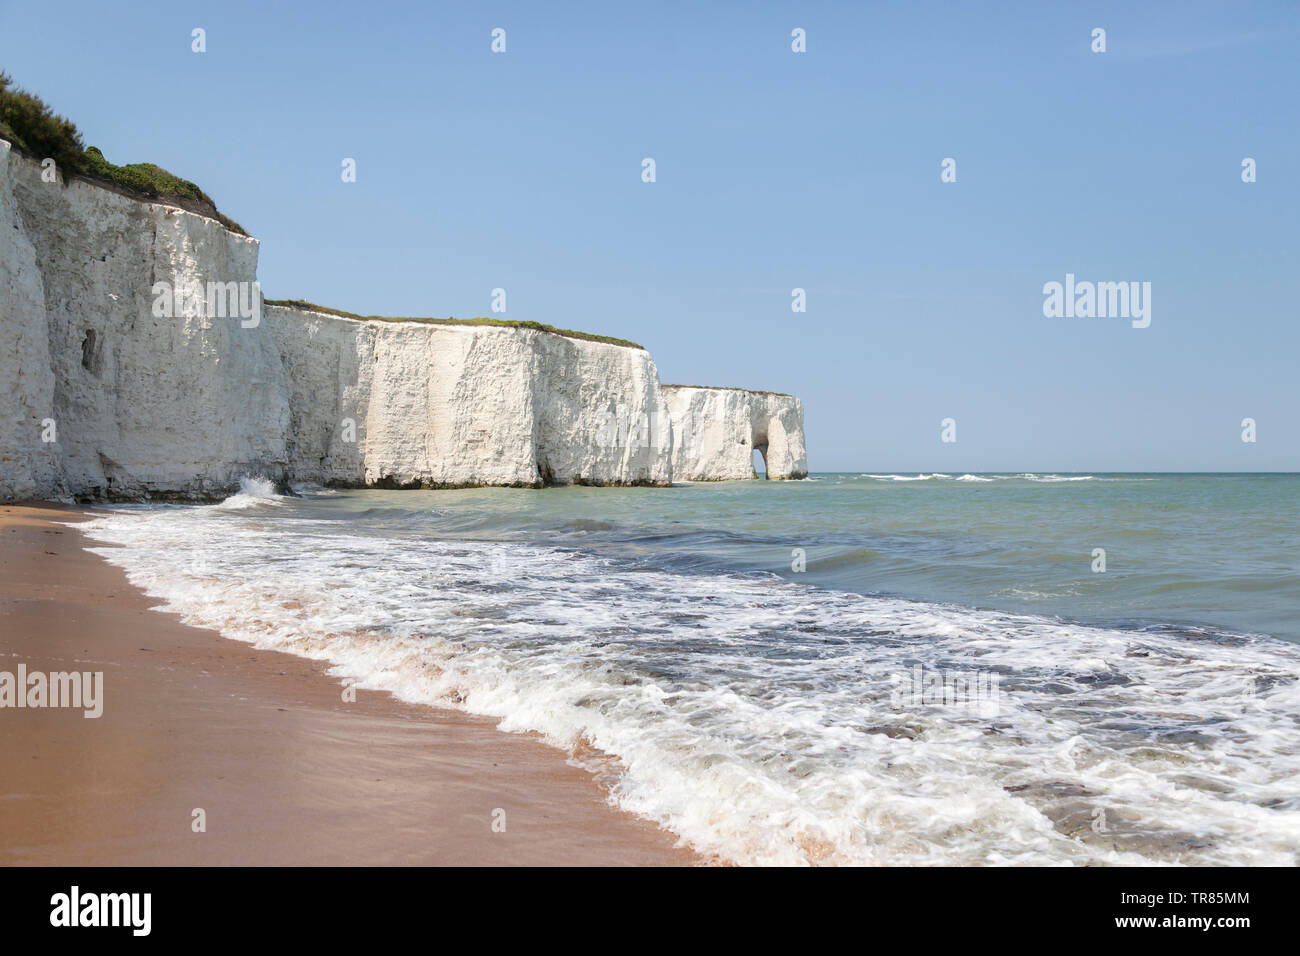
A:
[0,504,696,865]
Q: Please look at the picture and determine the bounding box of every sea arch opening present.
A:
[751,418,769,479]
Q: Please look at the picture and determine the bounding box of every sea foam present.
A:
[78,500,1300,866]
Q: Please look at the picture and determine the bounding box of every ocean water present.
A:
[79,473,1300,865]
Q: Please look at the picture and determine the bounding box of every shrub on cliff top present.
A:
[0,71,246,235]
[0,71,85,173]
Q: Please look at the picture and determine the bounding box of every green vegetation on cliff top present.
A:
[264,299,644,350]
[0,71,246,234]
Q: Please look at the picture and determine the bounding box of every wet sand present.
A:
[0,504,696,865]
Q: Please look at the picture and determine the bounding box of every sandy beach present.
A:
[0,504,695,866]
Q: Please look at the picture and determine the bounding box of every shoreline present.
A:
[0,504,697,866]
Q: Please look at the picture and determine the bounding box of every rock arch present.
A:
[662,385,807,481]
[751,418,769,479]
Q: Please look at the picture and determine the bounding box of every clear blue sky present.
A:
[3,0,1297,471]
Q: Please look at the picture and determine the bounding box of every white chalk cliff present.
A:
[0,141,806,499]
[265,304,675,488]
[664,385,807,481]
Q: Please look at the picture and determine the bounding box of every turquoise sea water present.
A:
[80,473,1300,865]
[309,472,1299,643]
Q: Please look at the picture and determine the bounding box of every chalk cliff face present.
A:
[0,141,57,499]
[664,385,808,480]
[0,140,289,499]
[0,141,805,499]
[265,305,673,488]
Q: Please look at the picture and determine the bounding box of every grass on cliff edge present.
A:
[265,299,645,350]
[0,71,247,235]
